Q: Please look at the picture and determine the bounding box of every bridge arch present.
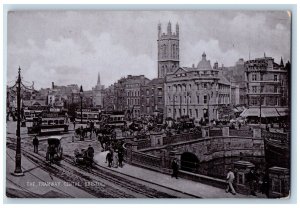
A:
[180,152,199,173]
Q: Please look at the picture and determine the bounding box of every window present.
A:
[252,74,257,81]
[172,44,176,58]
[189,109,192,117]
[146,89,149,95]
[252,86,257,93]
[197,95,200,104]
[197,84,200,90]
[183,109,186,115]
[274,75,278,81]
[146,98,150,105]
[158,97,162,103]
[203,83,207,89]
[274,86,277,93]
[204,95,208,104]
[163,44,167,58]
[195,109,199,118]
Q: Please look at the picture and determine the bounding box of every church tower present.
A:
[157,22,180,78]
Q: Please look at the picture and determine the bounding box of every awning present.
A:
[275,107,289,116]
[240,107,289,118]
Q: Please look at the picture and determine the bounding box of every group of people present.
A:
[106,148,124,168]
[225,167,269,197]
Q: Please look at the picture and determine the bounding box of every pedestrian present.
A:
[113,150,119,168]
[73,120,76,130]
[32,135,39,154]
[246,168,258,196]
[225,167,236,195]
[260,171,269,197]
[106,150,113,168]
[118,149,124,167]
[171,158,179,179]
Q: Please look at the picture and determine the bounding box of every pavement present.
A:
[93,151,248,198]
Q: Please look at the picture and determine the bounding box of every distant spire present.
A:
[97,72,100,85]
[280,57,284,67]
[264,52,266,58]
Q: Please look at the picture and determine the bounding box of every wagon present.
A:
[46,136,63,164]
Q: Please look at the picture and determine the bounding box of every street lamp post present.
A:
[80,85,83,124]
[12,67,24,176]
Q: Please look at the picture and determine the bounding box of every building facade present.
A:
[140,78,164,116]
[165,53,231,122]
[102,84,117,111]
[243,56,289,120]
[123,75,150,119]
[157,22,180,78]
[245,56,288,107]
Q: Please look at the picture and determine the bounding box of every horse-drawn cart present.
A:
[46,136,63,164]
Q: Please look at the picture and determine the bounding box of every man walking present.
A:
[32,135,39,154]
[246,168,258,196]
[171,158,179,179]
[225,167,236,195]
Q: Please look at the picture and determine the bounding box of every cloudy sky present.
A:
[7,10,291,90]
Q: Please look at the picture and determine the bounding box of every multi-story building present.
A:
[157,22,180,78]
[140,78,164,116]
[123,75,150,118]
[102,84,116,111]
[243,55,289,120]
[165,52,231,122]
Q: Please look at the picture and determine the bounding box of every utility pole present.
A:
[187,92,189,118]
[173,94,175,120]
[12,67,24,176]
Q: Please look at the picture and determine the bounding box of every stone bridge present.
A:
[124,127,289,197]
[125,127,264,178]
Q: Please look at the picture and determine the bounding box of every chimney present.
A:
[52,82,54,89]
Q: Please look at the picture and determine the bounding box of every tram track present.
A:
[6,141,197,198]
[7,142,133,198]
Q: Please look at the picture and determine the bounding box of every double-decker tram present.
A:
[27,111,69,135]
[24,106,49,123]
[100,111,126,128]
[75,108,100,124]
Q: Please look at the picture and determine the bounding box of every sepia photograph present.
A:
[5,10,292,199]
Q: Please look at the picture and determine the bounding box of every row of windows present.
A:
[167,108,213,118]
[127,98,140,105]
[167,83,211,92]
[251,86,278,93]
[251,73,278,81]
[127,90,140,97]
